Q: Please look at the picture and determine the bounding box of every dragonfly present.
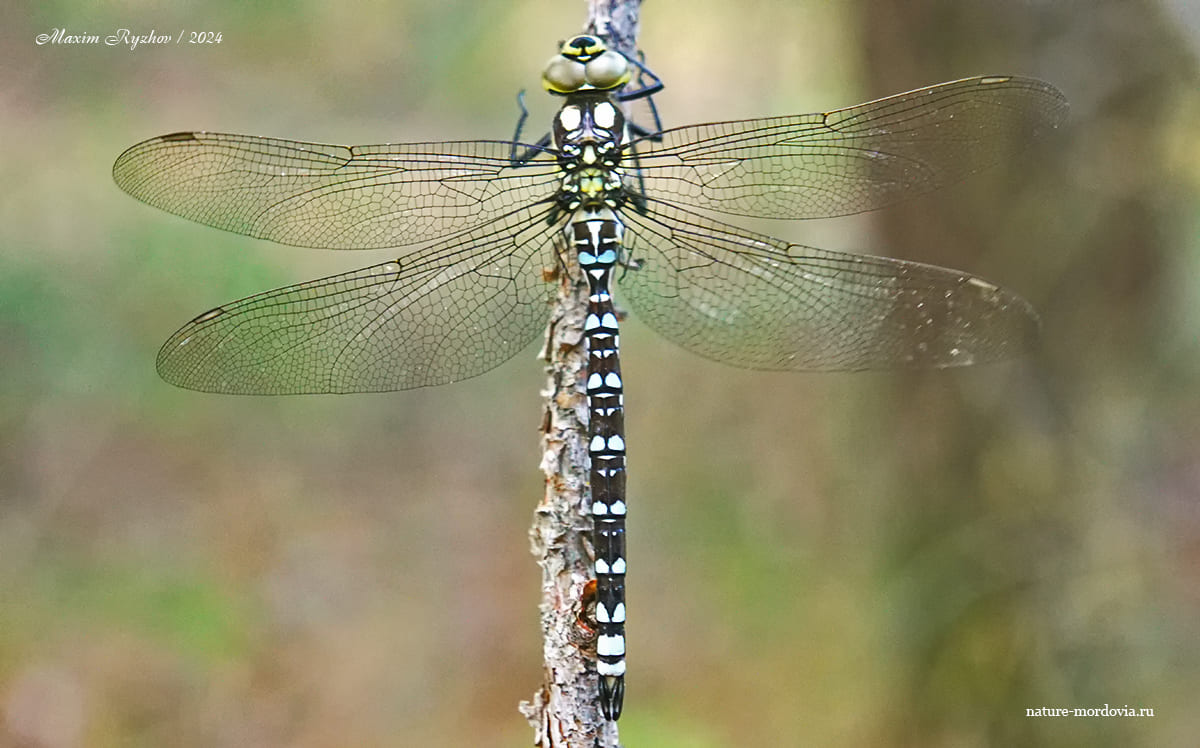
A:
[113,34,1067,720]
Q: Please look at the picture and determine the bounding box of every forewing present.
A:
[114,132,560,249]
[629,76,1067,220]
[619,200,1038,371]
[157,203,563,393]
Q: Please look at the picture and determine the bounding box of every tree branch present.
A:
[519,2,643,746]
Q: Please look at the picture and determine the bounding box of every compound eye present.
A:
[543,55,587,93]
[584,50,630,90]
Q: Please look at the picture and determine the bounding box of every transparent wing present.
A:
[628,76,1067,220]
[113,132,560,249]
[156,203,563,394]
[619,200,1038,371]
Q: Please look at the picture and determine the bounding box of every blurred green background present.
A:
[3,0,1200,746]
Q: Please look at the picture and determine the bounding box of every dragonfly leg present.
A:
[509,90,552,165]
[620,53,665,142]
[618,54,664,105]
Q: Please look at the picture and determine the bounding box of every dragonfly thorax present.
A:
[553,95,626,158]
[554,93,627,212]
[559,166,624,212]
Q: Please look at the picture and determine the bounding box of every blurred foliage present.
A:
[2,0,1199,746]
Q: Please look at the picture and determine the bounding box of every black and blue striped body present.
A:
[577,212,628,719]
[551,80,631,719]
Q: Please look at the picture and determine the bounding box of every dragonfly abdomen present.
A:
[573,209,629,720]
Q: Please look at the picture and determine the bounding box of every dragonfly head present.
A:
[543,35,631,94]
